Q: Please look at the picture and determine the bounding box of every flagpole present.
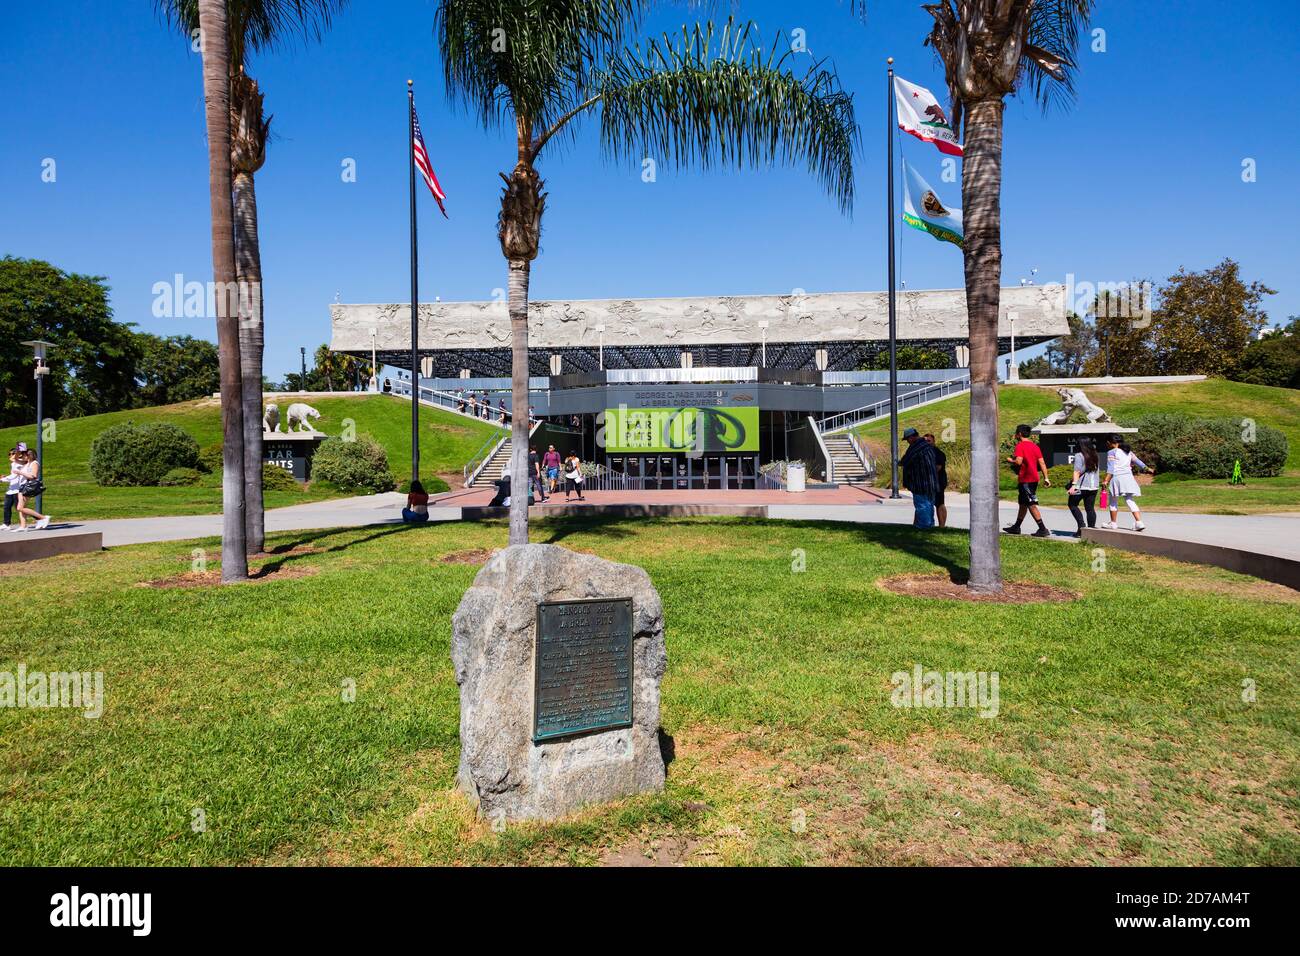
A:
[886,58,900,498]
[407,79,420,485]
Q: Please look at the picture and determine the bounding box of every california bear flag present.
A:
[894,76,963,156]
[902,161,963,248]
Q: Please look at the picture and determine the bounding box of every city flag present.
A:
[902,161,963,247]
[411,102,448,218]
[894,75,963,156]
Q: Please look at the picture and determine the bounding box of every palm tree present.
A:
[161,2,348,555]
[435,4,857,544]
[920,0,1093,592]
[193,0,249,582]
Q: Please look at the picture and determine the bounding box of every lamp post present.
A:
[300,346,307,390]
[758,320,769,368]
[369,328,379,392]
[595,324,605,370]
[20,340,54,514]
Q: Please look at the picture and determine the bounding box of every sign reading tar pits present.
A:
[533,597,634,742]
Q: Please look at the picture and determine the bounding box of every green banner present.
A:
[604,407,759,453]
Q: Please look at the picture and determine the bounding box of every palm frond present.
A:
[434,0,650,136]
[156,0,350,66]
[593,19,857,212]
[1018,0,1094,112]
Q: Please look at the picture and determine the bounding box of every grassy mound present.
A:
[0,395,503,520]
[856,379,1300,513]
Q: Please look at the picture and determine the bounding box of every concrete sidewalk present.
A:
[11,488,1300,566]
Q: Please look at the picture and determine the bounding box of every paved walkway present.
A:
[13,487,1300,563]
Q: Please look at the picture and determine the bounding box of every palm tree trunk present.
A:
[235,169,265,555]
[507,258,531,545]
[961,96,1005,593]
[197,0,248,582]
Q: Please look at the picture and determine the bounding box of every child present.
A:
[1103,436,1148,531]
[1,447,21,530]
[1067,437,1101,536]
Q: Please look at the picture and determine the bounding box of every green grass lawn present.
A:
[855,379,1300,513]
[0,395,504,520]
[2,517,1296,866]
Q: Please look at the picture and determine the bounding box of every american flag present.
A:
[411,102,447,218]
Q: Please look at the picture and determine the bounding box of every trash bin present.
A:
[786,462,806,493]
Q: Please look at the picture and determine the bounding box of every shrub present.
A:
[262,464,301,492]
[311,435,396,494]
[158,467,202,487]
[1129,412,1287,479]
[197,442,223,474]
[89,422,200,486]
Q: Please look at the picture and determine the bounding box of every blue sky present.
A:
[4,0,1298,378]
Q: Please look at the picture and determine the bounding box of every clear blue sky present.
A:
[4,0,1298,378]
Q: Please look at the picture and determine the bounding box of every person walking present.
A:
[1103,436,1148,531]
[1,447,22,531]
[528,445,548,502]
[13,447,50,531]
[563,452,586,501]
[1003,424,1051,538]
[1066,437,1101,537]
[542,444,562,494]
[899,428,940,529]
[497,398,507,424]
[923,433,948,528]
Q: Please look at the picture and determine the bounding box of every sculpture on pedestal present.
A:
[1037,387,1112,426]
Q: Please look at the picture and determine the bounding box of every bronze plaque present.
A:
[533,597,634,742]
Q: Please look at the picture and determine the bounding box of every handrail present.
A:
[391,377,530,427]
[848,432,875,477]
[819,374,970,435]
[463,419,543,486]
[464,432,509,485]
[807,415,835,484]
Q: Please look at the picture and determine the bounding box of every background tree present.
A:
[436,5,857,544]
[160,0,349,554]
[0,258,140,427]
[866,344,952,370]
[1017,355,1054,379]
[134,333,222,406]
[1233,316,1300,389]
[917,0,1094,593]
[1043,311,1095,376]
[1148,259,1272,377]
[1084,260,1274,377]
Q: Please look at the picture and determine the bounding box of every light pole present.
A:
[300,346,307,390]
[369,328,379,392]
[20,340,54,515]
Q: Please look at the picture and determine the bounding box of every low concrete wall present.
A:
[0,531,103,565]
[1082,527,1299,590]
[461,503,770,521]
[1015,375,1207,386]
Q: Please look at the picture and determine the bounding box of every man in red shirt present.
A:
[1004,423,1052,537]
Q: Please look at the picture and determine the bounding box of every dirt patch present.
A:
[137,564,320,589]
[600,835,701,867]
[440,548,497,565]
[878,573,1078,604]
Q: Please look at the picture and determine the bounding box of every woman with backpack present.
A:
[13,448,51,531]
[563,453,586,501]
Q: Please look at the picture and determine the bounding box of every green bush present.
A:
[1130,412,1287,479]
[262,464,301,492]
[89,422,200,486]
[158,467,202,487]
[311,435,396,494]
[197,442,223,474]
